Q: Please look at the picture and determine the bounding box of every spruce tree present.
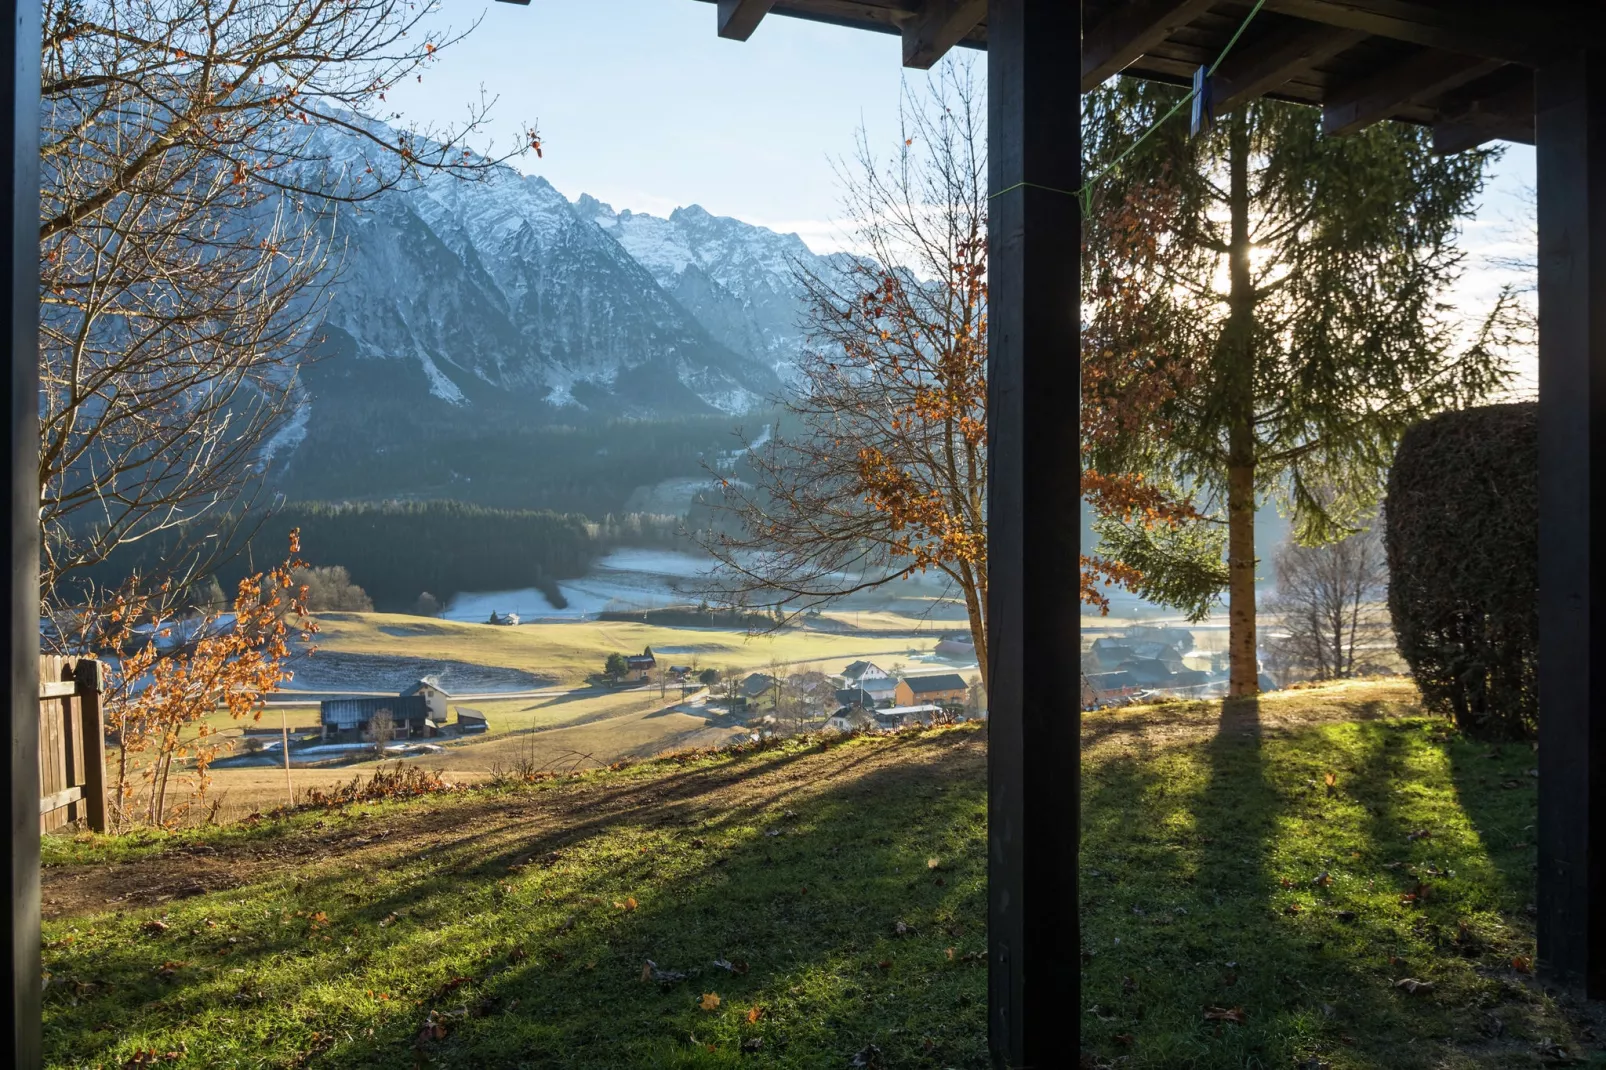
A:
[1082,81,1519,697]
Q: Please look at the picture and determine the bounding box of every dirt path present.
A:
[42,727,985,922]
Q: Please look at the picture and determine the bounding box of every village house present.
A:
[1082,671,1138,708]
[875,703,948,729]
[833,686,879,711]
[840,660,890,686]
[934,633,976,658]
[319,677,451,741]
[741,672,776,701]
[894,673,968,708]
[626,653,656,680]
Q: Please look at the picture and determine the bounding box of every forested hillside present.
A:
[84,502,683,613]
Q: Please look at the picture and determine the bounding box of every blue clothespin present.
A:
[1191,64,1214,137]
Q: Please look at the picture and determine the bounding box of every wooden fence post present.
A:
[74,660,108,834]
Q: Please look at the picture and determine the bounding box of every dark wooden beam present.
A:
[1431,76,1536,153]
[1323,49,1505,136]
[1265,0,1592,68]
[987,0,1080,1065]
[4,1,42,1065]
[718,0,777,40]
[1210,23,1367,114]
[1081,0,1215,92]
[903,0,986,69]
[1536,45,1606,1003]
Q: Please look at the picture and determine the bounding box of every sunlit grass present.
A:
[43,682,1599,1069]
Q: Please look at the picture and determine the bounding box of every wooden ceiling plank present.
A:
[718,0,779,41]
[1081,0,1217,92]
[1323,50,1507,136]
[1263,0,1568,67]
[902,0,987,69]
[1210,24,1369,114]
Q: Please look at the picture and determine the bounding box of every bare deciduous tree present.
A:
[700,64,991,685]
[1262,525,1389,684]
[39,0,535,609]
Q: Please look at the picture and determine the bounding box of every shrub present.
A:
[1385,403,1536,739]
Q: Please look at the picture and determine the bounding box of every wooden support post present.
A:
[1537,49,1606,1000]
[986,1,1081,1064]
[74,661,109,834]
[3,1,43,1064]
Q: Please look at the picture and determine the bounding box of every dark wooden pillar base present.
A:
[1537,48,1606,1001]
[986,1,1082,1064]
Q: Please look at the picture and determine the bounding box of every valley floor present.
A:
[41,681,1606,1069]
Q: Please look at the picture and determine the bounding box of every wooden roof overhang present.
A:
[687,0,1601,153]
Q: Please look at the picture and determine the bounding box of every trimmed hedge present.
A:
[1385,403,1537,739]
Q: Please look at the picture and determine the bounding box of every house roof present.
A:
[320,696,429,728]
[401,676,448,697]
[1085,671,1136,692]
[742,673,776,697]
[835,687,877,708]
[902,673,968,694]
[626,654,656,667]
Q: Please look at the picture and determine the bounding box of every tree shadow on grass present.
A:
[43,731,995,1069]
[1078,696,1541,1069]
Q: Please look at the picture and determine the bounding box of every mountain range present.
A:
[268,125,847,507]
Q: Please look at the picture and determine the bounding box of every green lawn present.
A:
[39,681,1605,1068]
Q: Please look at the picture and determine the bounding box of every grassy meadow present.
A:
[308,612,943,687]
[41,680,1606,1068]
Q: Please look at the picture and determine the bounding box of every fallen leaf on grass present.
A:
[1312,871,1333,887]
[1512,955,1532,973]
[614,897,638,912]
[1203,1006,1247,1025]
[712,958,748,975]
[1394,977,1434,994]
[746,1005,764,1023]
[927,858,942,870]
[140,920,169,936]
[699,992,721,1011]
[1284,902,1304,915]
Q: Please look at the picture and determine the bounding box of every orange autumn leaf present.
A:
[699,993,721,1011]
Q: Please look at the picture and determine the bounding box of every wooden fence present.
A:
[38,656,108,833]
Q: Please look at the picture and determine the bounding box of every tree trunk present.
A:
[1226,115,1259,698]
[957,562,989,694]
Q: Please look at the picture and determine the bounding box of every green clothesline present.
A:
[990,0,1266,215]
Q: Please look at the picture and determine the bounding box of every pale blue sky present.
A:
[386,0,1536,381]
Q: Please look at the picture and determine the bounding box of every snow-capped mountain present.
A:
[264,117,851,505]
[576,195,850,381]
